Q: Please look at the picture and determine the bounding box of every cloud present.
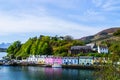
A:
[92,0,104,7]
[0,0,119,41]
[68,9,106,22]
[0,0,80,10]
[92,0,120,11]
[0,11,102,38]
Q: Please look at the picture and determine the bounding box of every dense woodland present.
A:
[7,35,84,58]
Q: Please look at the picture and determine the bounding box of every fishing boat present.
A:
[52,64,62,68]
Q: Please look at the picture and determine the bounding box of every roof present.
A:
[79,56,94,59]
[62,57,78,59]
[86,43,97,48]
[71,46,91,50]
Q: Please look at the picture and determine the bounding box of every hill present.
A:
[7,36,84,58]
[80,27,120,43]
[0,43,11,48]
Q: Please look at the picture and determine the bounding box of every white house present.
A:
[98,45,108,53]
[27,55,39,63]
[79,56,94,66]
[62,57,78,65]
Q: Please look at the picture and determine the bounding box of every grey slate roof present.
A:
[71,46,91,50]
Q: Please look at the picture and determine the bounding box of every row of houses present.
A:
[69,43,108,54]
[26,55,107,66]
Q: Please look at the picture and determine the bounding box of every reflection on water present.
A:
[0,66,95,80]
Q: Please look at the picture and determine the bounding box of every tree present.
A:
[113,29,120,36]
[15,38,33,58]
[72,40,84,46]
[95,65,120,80]
[7,41,21,58]
[41,42,53,55]
[7,35,86,58]
[95,40,120,80]
[64,35,73,41]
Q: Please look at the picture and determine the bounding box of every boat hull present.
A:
[52,64,62,68]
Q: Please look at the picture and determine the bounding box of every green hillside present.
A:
[7,35,84,59]
[7,28,120,59]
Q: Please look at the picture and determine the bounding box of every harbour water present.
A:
[0,66,95,80]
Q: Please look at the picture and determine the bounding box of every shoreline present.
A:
[0,63,100,70]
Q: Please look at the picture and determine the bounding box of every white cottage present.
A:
[79,56,94,66]
[62,57,78,65]
[27,55,38,63]
[98,45,108,53]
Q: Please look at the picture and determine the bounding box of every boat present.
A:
[3,63,10,66]
[2,61,13,66]
[52,64,62,68]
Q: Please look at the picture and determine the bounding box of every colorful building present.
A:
[27,55,38,63]
[45,56,62,65]
[62,57,78,65]
[79,56,94,66]
[38,55,46,64]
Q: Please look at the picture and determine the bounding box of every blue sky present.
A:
[0,0,120,43]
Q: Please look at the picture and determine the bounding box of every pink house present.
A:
[45,56,62,65]
[45,56,54,64]
[53,57,62,64]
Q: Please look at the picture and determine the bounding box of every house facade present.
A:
[79,56,94,66]
[62,57,78,65]
[37,55,46,64]
[98,45,108,53]
[27,55,38,63]
[53,57,62,64]
[93,57,108,65]
[45,56,62,65]
[45,56,54,65]
[26,55,109,66]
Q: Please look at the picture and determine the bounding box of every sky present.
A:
[0,0,120,43]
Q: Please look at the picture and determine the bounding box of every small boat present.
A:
[3,63,10,66]
[2,61,12,66]
[52,64,62,68]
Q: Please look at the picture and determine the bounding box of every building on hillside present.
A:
[62,57,79,65]
[79,56,94,66]
[86,43,97,51]
[69,46,92,54]
[98,45,108,53]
